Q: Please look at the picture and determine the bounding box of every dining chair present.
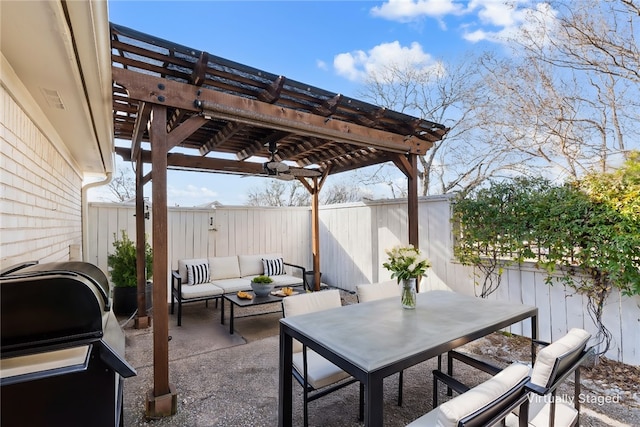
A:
[356,280,399,303]
[356,281,405,406]
[281,289,363,427]
[407,362,532,426]
[445,328,593,427]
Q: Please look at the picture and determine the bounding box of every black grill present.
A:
[1,261,136,427]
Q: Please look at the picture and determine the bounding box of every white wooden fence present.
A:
[87,197,640,365]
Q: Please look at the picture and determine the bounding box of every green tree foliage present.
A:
[453,154,640,354]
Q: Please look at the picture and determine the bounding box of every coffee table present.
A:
[222,292,284,335]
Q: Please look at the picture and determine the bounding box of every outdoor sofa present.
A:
[171,253,306,326]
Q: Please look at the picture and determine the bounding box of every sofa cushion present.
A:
[178,258,208,284]
[270,274,303,286]
[238,254,264,277]
[245,274,302,287]
[209,256,241,280]
[530,328,590,389]
[186,262,210,285]
[263,257,285,276]
[211,278,251,293]
[238,253,282,277]
[180,282,223,299]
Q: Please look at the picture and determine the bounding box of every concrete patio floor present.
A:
[119,290,639,426]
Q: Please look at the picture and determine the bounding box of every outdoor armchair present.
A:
[446,328,593,427]
[281,289,363,427]
[408,362,532,426]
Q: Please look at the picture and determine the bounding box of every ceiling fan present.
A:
[262,141,321,180]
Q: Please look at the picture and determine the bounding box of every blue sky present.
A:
[92,0,542,206]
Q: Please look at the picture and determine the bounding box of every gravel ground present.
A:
[120,290,639,426]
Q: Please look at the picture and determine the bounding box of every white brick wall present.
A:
[1,86,82,270]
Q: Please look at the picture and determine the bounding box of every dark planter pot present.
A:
[305,271,322,290]
[145,280,153,311]
[113,286,137,316]
[113,283,153,316]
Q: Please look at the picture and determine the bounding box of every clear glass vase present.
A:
[401,278,417,309]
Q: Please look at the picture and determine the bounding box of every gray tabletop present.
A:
[280,290,538,373]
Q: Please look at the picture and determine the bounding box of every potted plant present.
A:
[250,275,274,297]
[107,230,153,315]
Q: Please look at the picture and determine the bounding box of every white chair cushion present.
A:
[436,363,531,427]
[178,258,208,284]
[530,328,590,388]
[282,289,341,353]
[209,256,241,280]
[292,349,351,389]
[180,283,223,299]
[528,402,578,427]
[282,289,341,318]
[406,409,439,427]
[211,278,251,293]
[356,280,399,303]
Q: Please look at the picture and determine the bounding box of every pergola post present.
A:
[311,177,321,291]
[135,150,150,329]
[407,153,419,250]
[398,153,421,292]
[145,104,177,418]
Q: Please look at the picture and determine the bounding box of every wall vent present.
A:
[40,88,65,110]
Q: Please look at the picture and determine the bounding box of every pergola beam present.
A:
[115,147,267,175]
[111,68,432,156]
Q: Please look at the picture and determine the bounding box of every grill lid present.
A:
[1,262,111,355]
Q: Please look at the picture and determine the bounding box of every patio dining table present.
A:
[278,290,538,427]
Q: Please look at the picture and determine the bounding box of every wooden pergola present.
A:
[110,23,448,418]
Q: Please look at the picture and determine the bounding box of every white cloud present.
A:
[463,28,489,43]
[370,1,558,48]
[462,1,558,45]
[371,0,464,22]
[334,41,436,82]
[316,59,328,71]
[468,0,518,27]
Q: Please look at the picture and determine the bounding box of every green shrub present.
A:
[453,152,640,354]
[107,230,153,288]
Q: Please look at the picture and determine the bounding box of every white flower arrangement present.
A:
[382,244,431,281]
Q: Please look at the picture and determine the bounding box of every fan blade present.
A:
[274,173,295,181]
[265,161,289,173]
[288,167,322,177]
